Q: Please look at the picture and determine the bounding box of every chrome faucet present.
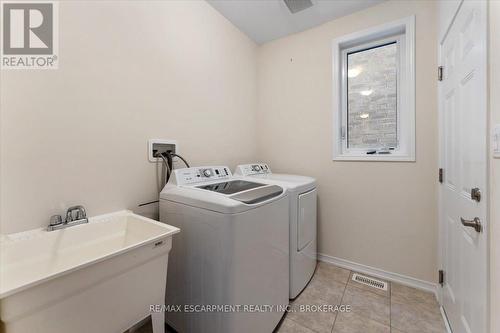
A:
[65,205,87,222]
[48,205,89,231]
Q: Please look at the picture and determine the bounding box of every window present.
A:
[332,17,415,161]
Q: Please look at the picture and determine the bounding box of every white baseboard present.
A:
[318,253,439,299]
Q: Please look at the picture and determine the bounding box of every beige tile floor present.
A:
[277,262,446,333]
[133,261,446,333]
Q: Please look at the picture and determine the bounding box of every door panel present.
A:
[440,1,488,333]
[297,189,316,251]
[444,88,457,188]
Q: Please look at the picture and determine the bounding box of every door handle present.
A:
[460,217,482,233]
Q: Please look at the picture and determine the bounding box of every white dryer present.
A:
[160,166,289,333]
[234,163,317,299]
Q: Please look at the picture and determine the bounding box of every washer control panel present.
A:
[234,163,272,176]
[173,166,232,185]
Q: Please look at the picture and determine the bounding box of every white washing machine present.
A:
[234,163,317,299]
[160,166,289,333]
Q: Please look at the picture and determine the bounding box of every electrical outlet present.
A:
[494,125,500,159]
[148,139,178,162]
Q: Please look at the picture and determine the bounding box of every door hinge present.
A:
[439,270,444,286]
[471,187,481,202]
[439,168,444,183]
[438,66,444,81]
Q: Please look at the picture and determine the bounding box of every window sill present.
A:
[332,154,416,162]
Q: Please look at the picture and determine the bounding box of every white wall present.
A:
[489,0,499,331]
[256,0,438,282]
[0,0,258,234]
[0,0,447,286]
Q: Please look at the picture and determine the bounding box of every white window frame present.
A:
[332,16,415,161]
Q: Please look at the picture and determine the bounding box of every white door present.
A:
[440,1,488,332]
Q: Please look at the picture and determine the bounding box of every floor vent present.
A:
[352,273,388,291]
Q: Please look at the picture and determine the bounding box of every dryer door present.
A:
[297,188,317,251]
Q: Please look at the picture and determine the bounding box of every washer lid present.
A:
[249,174,316,193]
[160,182,286,214]
[197,180,265,195]
[230,185,283,204]
[197,180,284,204]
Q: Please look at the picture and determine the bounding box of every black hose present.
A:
[156,151,190,186]
[159,154,171,185]
[168,152,190,168]
[166,152,173,182]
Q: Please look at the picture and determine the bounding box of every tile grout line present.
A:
[349,293,392,329]
[324,266,394,330]
[286,265,351,333]
[343,273,393,329]
[300,263,444,333]
[348,282,390,299]
[302,270,352,305]
[285,316,316,333]
[330,270,351,333]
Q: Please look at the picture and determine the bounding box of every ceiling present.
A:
[207,0,386,44]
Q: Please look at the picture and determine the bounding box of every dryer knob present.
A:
[202,169,212,177]
[252,165,261,172]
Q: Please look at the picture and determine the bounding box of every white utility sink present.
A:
[0,210,179,333]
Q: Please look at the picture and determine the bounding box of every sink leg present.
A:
[151,311,165,333]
